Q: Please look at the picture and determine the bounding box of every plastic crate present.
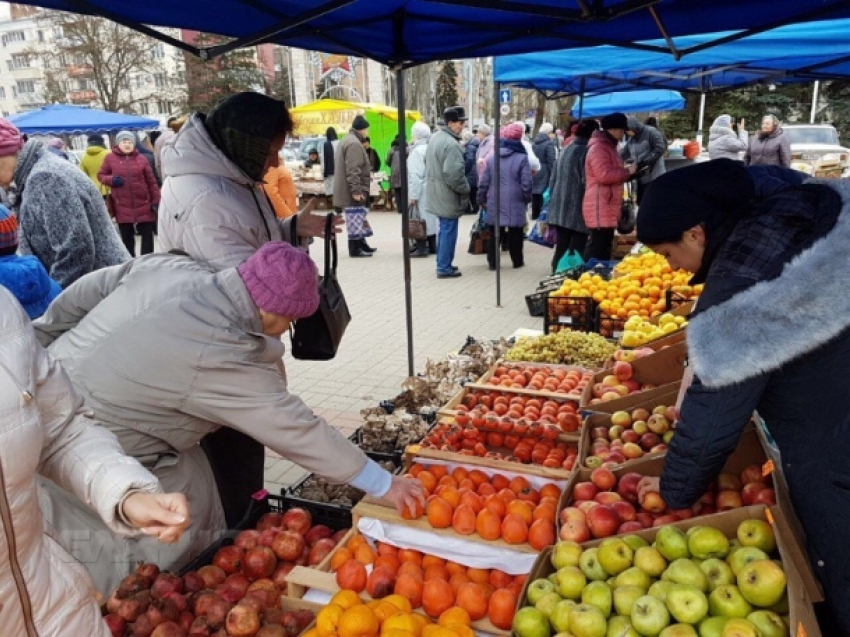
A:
[596,308,627,340]
[538,273,569,288]
[525,288,554,317]
[284,474,362,528]
[583,259,619,280]
[545,296,597,333]
[179,492,349,574]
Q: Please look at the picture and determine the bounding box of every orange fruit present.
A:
[375,554,401,574]
[337,559,368,592]
[421,555,446,570]
[417,471,437,493]
[394,572,424,608]
[331,590,363,610]
[422,579,455,618]
[467,469,488,487]
[506,500,534,525]
[337,604,379,637]
[539,483,561,501]
[532,503,556,524]
[377,542,399,557]
[487,588,517,630]
[528,519,556,550]
[355,544,377,565]
[331,547,354,571]
[398,562,424,579]
[367,566,398,599]
[423,564,450,582]
[429,465,448,480]
[501,514,529,545]
[465,568,489,586]
[445,561,466,576]
[482,494,506,517]
[456,583,488,620]
[459,492,483,514]
[475,508,502,541]
[491,474,509,491]
[489,570,512,590]
[427,498,454,529]
[383,594,413,615]
[448,572,471,594]
[317,603,346,637]
[451,505,476,536]
[398,549,423,566]
[438,606,471,628]
[402,500,424,520]
[435,486,460,509]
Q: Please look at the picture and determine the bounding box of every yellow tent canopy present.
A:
[289,99,422,137]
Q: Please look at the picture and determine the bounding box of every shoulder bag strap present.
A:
[324,213,337,282]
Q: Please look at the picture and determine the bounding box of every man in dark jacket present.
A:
[531,123,557,220]
[333,116,375,257]
[323,126,337,195]
[622,116,666,204]
[463,133,480,215]
[635,160,850,634]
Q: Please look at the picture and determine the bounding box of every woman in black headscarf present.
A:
[634,159,850,634]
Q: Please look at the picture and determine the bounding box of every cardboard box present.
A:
[439,386,581,418]
[516,505,821,636]
[466,361,593,401]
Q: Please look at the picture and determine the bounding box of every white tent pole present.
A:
[810,81,820,123]
[696,92,706,149]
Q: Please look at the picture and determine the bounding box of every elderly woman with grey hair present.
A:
[746,114,791,168]
[407,121,438,256]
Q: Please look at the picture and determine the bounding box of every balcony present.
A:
[67,64,93,78]
[69,89,96,104]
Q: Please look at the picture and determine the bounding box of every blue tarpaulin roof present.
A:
[571,90,685,117]
[12,1,850,67]
[8,104,160,135]
[495,19,850,96]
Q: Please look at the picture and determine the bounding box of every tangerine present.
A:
[337,604,379,637]
[455,583,488,620]
[331,547,354,571]
[438,606,471,627]
[422,579,455,618]
[426,498,454,529]
[382,615,420,637]
[331,589,363,610]
[500,514,529,545]
[487,589,517,630]
[317,603,346,637]
[336,559,368,592]
[450,505,476,536]
[383,594,414,615]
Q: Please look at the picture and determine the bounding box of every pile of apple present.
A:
[586,362,659,406]
[103,508,343,637]
[585,405,677,468]
[515,520,789,637]
[559,467,775,542]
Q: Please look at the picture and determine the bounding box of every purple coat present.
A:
[478,143,532,228]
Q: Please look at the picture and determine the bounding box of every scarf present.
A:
[500,139,526,155]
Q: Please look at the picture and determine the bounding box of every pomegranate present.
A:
[197,565,226,589]
[104,613,127,637]
[188,617,213,637]
[291,609,315,630]
[258,529,279,548]
[237,592,265,613]
[178,611,194,633]
[137,563,161,580]
[182,571,205,594]
[263,608,285,625]
[258,626,287,637]
[129,613,156,637]
[215,584,245,604]
[271,530,305,562]
[147,598,180,627]
[224,573,251,595]
[307,538,336,566]
[162,591,189,613]
[280,612,300,637]
[150,622,187,637]
[331,529,349,544]
[243,546,277,581]
[106,591,123,614]
[246,580,279,609]
[234,529,262,551]
[281,508,312,536]
[118,573,153,598]
[271,562,295,590]
[212,545,244,575]
[117,592,151,622]
[152,573,184,599]
[226,604,262,637]
[256,512,284,531]
[304,524,332,546]
[193,592,224,616]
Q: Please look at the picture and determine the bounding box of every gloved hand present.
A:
[542,188,551,205]
[112,176,124,187]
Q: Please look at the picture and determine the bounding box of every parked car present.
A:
[280,147,302,172]
[784,124,850,177]
[298,136,325,161]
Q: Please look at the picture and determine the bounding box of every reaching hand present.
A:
[121,492,190,544]
[637,476,661,503]
[296,210,344,239]
[383,475,426,517]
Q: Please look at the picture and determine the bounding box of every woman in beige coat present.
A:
[0,287,189,636]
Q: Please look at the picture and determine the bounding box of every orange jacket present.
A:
[263,165,297,219]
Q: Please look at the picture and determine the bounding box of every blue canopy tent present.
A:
[7,103,160,135]
[13,2,850,372]
[571,90,685,118]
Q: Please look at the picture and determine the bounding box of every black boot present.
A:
[360,238,377,253]
[427,235,437,254]
[411,240,429,257]
[349,239,372,257]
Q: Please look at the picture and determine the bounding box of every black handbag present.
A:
[290,214,351,360]
[618,183,637,235]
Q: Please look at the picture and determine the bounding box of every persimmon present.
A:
[429,465,448,480]
[475,509,502,541]
[422,579,455,618]
[438,475,458,488]
[445,561,466,576]
[456,583,488,620]
[532,503,557,524]
[417,471,437,493]
[401,499,424,520]
[506,500,534,525]
[394,572,424,608]
[483,494,506,517]
[376,542,398,557]
[398,549,423,566]
[354,543,377,565]
[501,514,529,544]
[489,569,512,590]
[367,566,397,599]
[374,554,401,574]
[451,504,476,536]
[465,568,490,586]
[409,464,425,477]
[509,476,531,494]
[423,564,450,582]
[539,483,561,501]
[487,588,517,630]
[398,562,423,579]
[421,555,446,570]
[467,470,489,487]
[336,559,367,592]
[347,535,368,553]
[426,498,453,529]
[528,519,556,551]
[459,492,482,514]
[435,486,460,509]
[497,488,516,505]
[449,572,471,594]
[476,482,496,497]
[491,474,510,491]
[458,478,476,492]
[330,548,353,571]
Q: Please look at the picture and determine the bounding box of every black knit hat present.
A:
[352,115,369,131]
[87,134,104,146]
[600,112,628,130]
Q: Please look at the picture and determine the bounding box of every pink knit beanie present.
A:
[0,118,24,157]
[237,242,319,319]
[500,123,524,140]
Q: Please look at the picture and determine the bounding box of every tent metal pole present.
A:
[494,80,502,308]
[396,68,415,377]
[697,92,706,149]
[811,81,820,123]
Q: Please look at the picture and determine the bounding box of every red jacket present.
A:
[582,131,630,230]
[98,148,160,224]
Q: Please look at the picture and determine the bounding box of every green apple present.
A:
[567,603,607,637]
[736,520,776,554]
[656,527,690,561]
[648,580,674,602]
[555,565,588,600]
[513,607,551,637]
[708,585,752,618]
[607,615,640,637]
[726,547,769,577]
[766,593,789,614]
[550,599,576,633]
[736,560,786,607]
[746,610,786,637]
[685,526,704,538]
[598,538,635,576]
[536,591,565,617]
[615,567,652,591]
[613,586,646,617]
[687,527,730,560]
[719,618,757,637]
[631,595,671,637]
[553,540,586,569]
[665,584,708,624]
[696,617,728,637]
[659,625,698,637]
[582,581,613,618]
[527,578,557,605]
[549,573,560,585]
[580,548,609,582]
[662,559,709,592]
[699,558,735,591]
[622,535,650,551]
[634,546,668,578]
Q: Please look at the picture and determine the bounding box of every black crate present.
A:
[284,474,362,528]
[351,428,404,465]
[525,288,553,317]
[665,290,691,311]
[596,308,627,340]
[179,492,350,574]
[545,296,597,333]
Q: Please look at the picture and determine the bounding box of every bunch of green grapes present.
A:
[506,330,617,367]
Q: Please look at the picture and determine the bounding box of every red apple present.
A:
[604,452,626,465]
[591,426,609,441]
[622,442,644,460]
[740,464,764,485]
[618,521,645,533]
[622,379,642,393]
[669,508,694,520]
[608,425,625,440]
[559,519,591,543]
[621,430,640,445]
[616,472,642,504]
[595,492,623,506]
[647,415,670,434]
[304,524,333,546]
[611,500,637,522]
[281,508,312,536]
[586,505,620,538]
[639,432,661,450]
[577,501,599,514]
[664,406,679,423]
[559,507,586,524]
[752,488,776,505]
[591,468,617,491]
[716,490,743,511]
[741,481,768,506]
[636,511,655,528]
[716,473,743,492]
[572,481,599,502]
[650,444,668,454]
[652,514,680,526]
[694,503,717,516]
[593,382,608,398]
[610,411,632,427]
[631,408,650,422]
[332,529,349,544]
[613,361,633,381]
[640,491,667,514]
